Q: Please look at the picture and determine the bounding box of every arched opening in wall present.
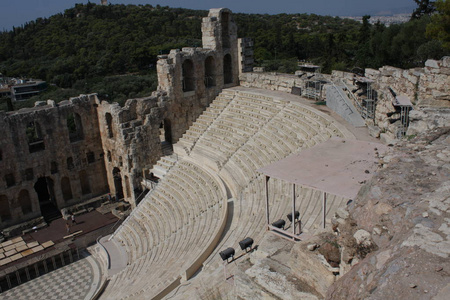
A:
[26,121,45,153]
[34,177,61,222]
[18,189,33,215]
[67,157,74,170]
[221,11,231,49]
[223,54,233,84]
[61,177,73,201]
[124,175,131,199]
[0,195,11,221]
[159,120,173,156]
[79,170,91,195]
[182,59,195,92]
[5,173,15,187]
[86,151,95,164]
[113,167,124,201]
[105,113,114,138]
[205,56,216,88]
[67,112,84,143]
[51,161,58,174]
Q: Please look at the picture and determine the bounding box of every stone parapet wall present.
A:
[240,72,304,93]
[240,72,331,95]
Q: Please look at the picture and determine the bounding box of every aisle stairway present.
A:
[100,87,355,300]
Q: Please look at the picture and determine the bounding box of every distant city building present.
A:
[343,13,411,26]
[0,78,47,101]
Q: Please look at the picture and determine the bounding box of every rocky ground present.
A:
[230,127,450,300]
[326,127,450,300]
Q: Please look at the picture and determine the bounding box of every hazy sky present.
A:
[1,0,416,31]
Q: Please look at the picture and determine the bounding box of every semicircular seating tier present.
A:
[101,159,228,300]
[101,87,355,299]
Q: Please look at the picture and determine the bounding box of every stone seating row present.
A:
[203,176,347,270]
[175,90,236,154]
[104,88,354,299]
[191,93,284,165]
[115,160,224,258]
[106,203,224,299]
[103,160,227,299]
[199,94,353,269]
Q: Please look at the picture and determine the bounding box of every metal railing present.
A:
[339,79,374,119]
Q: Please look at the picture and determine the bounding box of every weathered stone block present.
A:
[425,59,440,68]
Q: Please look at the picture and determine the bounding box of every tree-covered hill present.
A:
[0,2,447,110]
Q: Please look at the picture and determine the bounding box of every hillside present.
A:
[0,3,447,109]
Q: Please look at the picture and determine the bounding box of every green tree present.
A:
[411,0,436,19]
[355,15,372,68]
[426,0,450,50]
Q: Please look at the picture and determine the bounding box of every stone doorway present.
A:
[223,54,233,84]
[34,177,61,222]
[113,167,124,201]
[159,120,173,156]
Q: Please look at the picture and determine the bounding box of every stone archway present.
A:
[159,120,173,156]
[223,54,233,84]
[0,195,11,221]
[182,59,195,92]
[34,177,61,222]
[113,167,124,201]
[205,56,216,87]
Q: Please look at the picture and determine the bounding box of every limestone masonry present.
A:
[0,7,449,300]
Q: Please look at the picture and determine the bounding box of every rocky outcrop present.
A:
[326,127,450,300]
[235,234,323,300]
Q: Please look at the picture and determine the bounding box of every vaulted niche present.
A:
[26,121,45,153]
[18,189,32,215]
[61,177,73,201]
[159,120,172,145]
[223,54,233,84]
[205,56,216,88]
[105,113,114,138]
[182,59,195,92]
[51,161,58,174]
[221,11,231,49]
[79,170,91,195]
[124,175,131,198]
[34,177,61,221]
[5,173,15,187]
[159,119,173,156]
[113,167,124,200]
[67,112,84,142]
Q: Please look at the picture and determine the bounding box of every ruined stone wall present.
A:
[0,95,108,229]
[238,38,254,73]
[97,92,168,207]
[96,8,241,207]
[331,57,449,142]
[0,8,244,225]
[240,72,331,94]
